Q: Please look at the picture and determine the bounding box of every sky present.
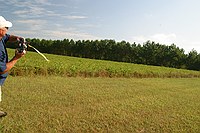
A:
[1,0,200,53]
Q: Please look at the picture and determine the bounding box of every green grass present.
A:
[7,48,200,78]
[0,76,200,132]
[2,48,200,132]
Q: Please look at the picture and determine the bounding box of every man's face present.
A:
[0,27,8,37]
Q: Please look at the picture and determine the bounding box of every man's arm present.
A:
[8,35,22,42]
[0,35,26,74]
[0,50,25,74]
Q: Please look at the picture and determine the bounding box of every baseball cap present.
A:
[0,16,12,28]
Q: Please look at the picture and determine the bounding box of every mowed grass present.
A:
[0,76,200,132]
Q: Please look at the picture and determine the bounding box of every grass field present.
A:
[1,48,200,132]
[7,48,200,78]
[0,76,200,132]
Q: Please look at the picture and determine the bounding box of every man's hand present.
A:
[14,49,26,60]
[17,37,25,43]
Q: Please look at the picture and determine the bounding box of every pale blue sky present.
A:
[1,0,200,53]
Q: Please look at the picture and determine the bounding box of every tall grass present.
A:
[0,77,200,132]
[6,49,200,78]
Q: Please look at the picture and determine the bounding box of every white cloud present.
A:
[3,0,99,43]
[11,28,101,41]
[17,19,47,26]
[13,6,51,18]
[16,19,47,31]
[64,15,88,20]
[9,30,38,39]
[132,33,177,45]
[41,30,100,40]
[131,33,200,53]
[6,0,52,7]
[35,0,50,5]
[11,0,88,20]
[177,39,200,53]
[13,10,30,15]
[8,0,65,18]
[151,33,177,44]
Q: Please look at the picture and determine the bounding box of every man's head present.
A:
[0,16,12,37]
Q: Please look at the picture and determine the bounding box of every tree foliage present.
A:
[6,38,200,71]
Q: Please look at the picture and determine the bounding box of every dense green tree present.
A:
[6,38,200,71]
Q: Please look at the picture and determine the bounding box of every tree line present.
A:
[7,38,200,71]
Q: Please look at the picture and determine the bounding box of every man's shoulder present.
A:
[2,34,10,41]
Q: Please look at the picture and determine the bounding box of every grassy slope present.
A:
[0,77,200,132]
[5,49,200,78]
[7,48,200,78]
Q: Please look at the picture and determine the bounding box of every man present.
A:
[0,16,26,117]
